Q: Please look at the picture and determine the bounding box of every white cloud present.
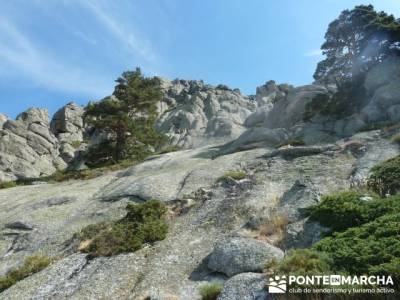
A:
[304,49,323,57]
[0,16,112,98]
[83,0,157,62]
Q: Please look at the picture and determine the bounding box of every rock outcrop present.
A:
[0,108,66,182]
[0,128,398,299]
[50,102,85,163]
[156,78,256,148]
[1,57,400,298]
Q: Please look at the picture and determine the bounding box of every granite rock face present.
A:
[1,63,400,299]
[0,108,66,182]
[0,129,397,299]
[51,102,85,163]
[156,78,256,148]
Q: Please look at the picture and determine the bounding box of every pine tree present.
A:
[85,68,165,165]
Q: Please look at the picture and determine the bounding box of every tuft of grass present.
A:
[217,170,246,182]
[0,255,52,292]
[259,214,289,247]
[0,181,18,190]
[391,134,400,144]
[277,139,305,148]
[75,200,168,258]
[359,121,399,132]
[70,140,82,149]
[157,145,181,154]
[199,282,223,300]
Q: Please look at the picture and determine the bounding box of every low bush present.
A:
[0,255,52,292]
[266,248,333,278]
[391,134,400,144]
[313,213,400,279]
[70,140,82,149]
[269,194,400,291]
[217,170,246,182]
[158,145,181,154]
[76,200,168,257]
[0,181,18,190]
[199,282,223,300]
[367,155,400,196]
[307,192,400,232]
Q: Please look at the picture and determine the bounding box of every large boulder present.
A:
[51,102,85,163]
[217,273,270,300]
[208,237,284,277]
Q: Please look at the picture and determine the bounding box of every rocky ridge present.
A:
[0,57,400,299]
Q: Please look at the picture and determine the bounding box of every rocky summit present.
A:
[0,55,400,300]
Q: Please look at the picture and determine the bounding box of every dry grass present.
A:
[258,214,289,247]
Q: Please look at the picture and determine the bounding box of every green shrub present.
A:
[266,248,333,280]
[390,134,400,144]
[70,140,82,149]
[368,155,400,196]
[359,121,399,132]
[0,181,18,190]
[0,255,51,292]
[158,145,181,154]
[217,170,246,182]
[199,282,223,300]
[313,213,400,283]
[77,200,168,257]
[307,192,400,232]
[270,194,400,291]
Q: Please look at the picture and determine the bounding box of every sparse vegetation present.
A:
[0,159,140,190]
[199,282,223,300]
[70,140,82,149]
[217,170,246,182]
[277,139,305,148]
[158,145,181,154]
[391,134,400,144]
[0,255,52,292]
[0,181,18,190]
[367,155,400,196]
[270,192,400,291]
[266,248,332,279]
[75,200,168,258]
[359,121,399,132]
[259,214,289,247]
[307,191,400,232]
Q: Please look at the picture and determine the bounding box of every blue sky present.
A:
[0,0,399,118]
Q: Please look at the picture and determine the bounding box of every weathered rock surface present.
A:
[0,108,66,182]
[0,128,397,299]
[156,78,256,148]
[217,273,270,300]
[208,237,284,277]
[51,102,85,163]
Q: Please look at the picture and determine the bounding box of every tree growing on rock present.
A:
[85,68,166,166]
[314,5,400,83]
